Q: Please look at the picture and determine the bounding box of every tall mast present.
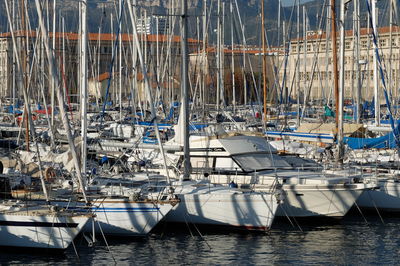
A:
[119,0,123,122]
[282,20,286,105]
[230,0,236,113]
[355,0,361,123]
[324,5,331,105]
[51,0,56,129]
[242,22,247,106]
[181,0,190,179]
[302,6,307,120]
[338,0,345,162]
[371,0,379,125]
[331,0,340,135]
[20,0,29,151]
[80,0,88,178]
[217,0,223,112]
[261,0,267,121]
[202,0,207,118]
[389,0,393,108]
[12,0,16,111]
[296,0,300,126]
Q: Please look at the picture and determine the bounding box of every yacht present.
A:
[0,200,90,250]
[150,132,375,218]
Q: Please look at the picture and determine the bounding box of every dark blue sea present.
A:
[2,212,400,265]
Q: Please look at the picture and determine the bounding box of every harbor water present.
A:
[2,212,400,265]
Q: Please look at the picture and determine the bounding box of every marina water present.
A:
[2,213,400,265]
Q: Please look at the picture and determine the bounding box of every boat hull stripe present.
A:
[0,221,79,228]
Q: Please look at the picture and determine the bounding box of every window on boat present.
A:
[232,153,291,172]
[214,157,241,171]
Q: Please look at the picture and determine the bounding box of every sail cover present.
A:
[344,122,400,149]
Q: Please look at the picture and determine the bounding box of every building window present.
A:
[379,39,386,47]
[307,45,311,52]
[392,38,397,47]
[345,41,351,49]
[102,46,111,54]
[361,40,368,49]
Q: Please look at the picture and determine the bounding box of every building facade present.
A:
[279,26,400,104]
[136,16,170,35]
[0,31,199,104]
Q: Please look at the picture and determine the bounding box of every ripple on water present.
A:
[1,215,400,265]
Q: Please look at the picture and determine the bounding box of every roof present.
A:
[95,72,112,82]
[291,25,400,43]
[0,30,200,44]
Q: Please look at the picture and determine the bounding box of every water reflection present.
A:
[2,215,400,265]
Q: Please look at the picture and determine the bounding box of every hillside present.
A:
[0,0,396,45]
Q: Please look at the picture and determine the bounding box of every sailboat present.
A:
[153,131,373,218]
[159,0,281,230]
[0,0,93,250]
[0,200,90,250]
[343,0,400,213]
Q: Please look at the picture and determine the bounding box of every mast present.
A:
[282,20,286,106]
[202,0,207,118]
[12,0,16,114]
[80,0,88,178]
[371,0,379,125]
[181,0,190,179]
[51,0,56,129]
[338,0,345,162]
[261,0,267,122]
[389,0,393,108]
[217,0,223,112]
[324,5,331,105]
[230,0,236,112]
[242,23,247,106]
[20,0,29,152]
[296,0,300,126]
[355,0,361,123]
[302,6,307,120]
[331,0,340,136]
[119,0,123,122]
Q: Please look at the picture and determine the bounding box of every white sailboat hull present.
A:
[56,199,176,236]
[356,179,400,212]
[274,183,370,217]
[165,186,279,230]
[208,173,373,218]
[0,213,89,249]
[88,200,175,235]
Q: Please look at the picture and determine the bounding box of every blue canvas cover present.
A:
[344,122,400,149]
